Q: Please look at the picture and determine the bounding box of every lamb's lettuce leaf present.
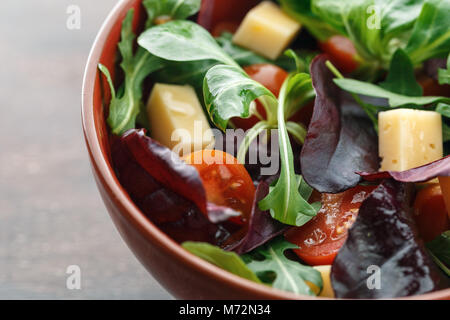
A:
[426,231,450,277]
[379,49,423,96]
[405,0,450,65]
[182,242,262,283]
[280,0,338,41]
[143,0,201,27]
[310,0,450,69]
[138,20,238,67]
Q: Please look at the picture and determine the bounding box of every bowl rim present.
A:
[81,0,450,300]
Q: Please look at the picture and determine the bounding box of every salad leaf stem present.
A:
[237,121,271,164]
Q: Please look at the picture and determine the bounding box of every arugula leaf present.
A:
[259,73,320,226]
[438,54,450,85]
[405,0,450,65]
[242,237,323,295]
[98,10,164,135]
[203,65,277,130]
[182,242,262,283]
[379,49,423,96]
[426,231,450,276]
[138,20,237,66]
[143,0,201,27]
[280,0,338,41]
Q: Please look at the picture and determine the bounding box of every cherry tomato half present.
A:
[197,0,259,32]
[319,35,359,74]
[232,64,288,130]
[413,184,450,242]
[285,185,376,266]
[184,150,256,225]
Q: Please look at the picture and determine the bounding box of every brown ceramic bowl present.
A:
[82,0,450,300]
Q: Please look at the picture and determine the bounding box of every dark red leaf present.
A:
[111,130,239,245]
[358,155,450,183]
[424,58,447,81]
[122,129,207,213]
[331,179,449,298]
[225,181,289,254]
[300,55,379,193]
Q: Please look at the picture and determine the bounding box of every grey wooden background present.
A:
[0,0,172,299]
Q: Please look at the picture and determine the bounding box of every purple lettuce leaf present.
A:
[331,179,449,298]
[300,55,379,193]
[224,181,289,254]
[424,58,447,81]
[111,131,240,245]
[358,155,450,183]
[122,129,208,214]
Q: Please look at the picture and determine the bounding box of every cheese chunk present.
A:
[232,1,301,60]
[379,109,443,171]
[147,83,214,156]
[438,177,450,219]
[307,265,334,298]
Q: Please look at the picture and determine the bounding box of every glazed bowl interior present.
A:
[82,0,450,300]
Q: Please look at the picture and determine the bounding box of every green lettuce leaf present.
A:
[280,0,338,41]
[426,231,450,277]
[182,242,262,283]
[405,0,450,65]
[379,49,423,96]
[138,20,237,66]
[438,54,450,85]
[143,0,201,27]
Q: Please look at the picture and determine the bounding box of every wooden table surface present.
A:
[0,0,172,299]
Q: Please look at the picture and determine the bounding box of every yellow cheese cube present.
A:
[379,109,443,171]
[147,83,215,156]
[438,177,450,219]
[307,265,334,298]
[232,1,301,60]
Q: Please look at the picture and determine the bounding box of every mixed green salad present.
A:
[99,0,450,298]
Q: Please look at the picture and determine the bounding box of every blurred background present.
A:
[0,0,171,299]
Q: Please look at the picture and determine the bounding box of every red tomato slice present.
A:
[232,64,288,130]
[417,73,450,98]
[285,185,376,266]
[184,150,256,225]
[197,0,259,32]
[413,184,450,242]
[319,35,359,74]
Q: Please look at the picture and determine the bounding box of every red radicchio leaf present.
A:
[331,179,449,298]
[300,55,379,193]
[122,129,207,214]
[111,130,240,245]
[224,181,289,254]
[358,155,450,183]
